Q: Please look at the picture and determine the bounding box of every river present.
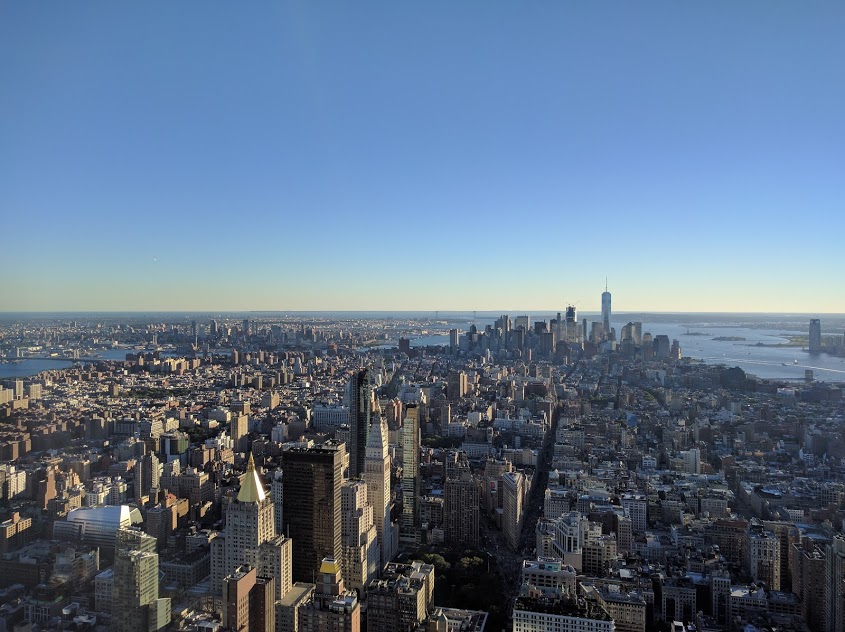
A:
[3,316,843,382]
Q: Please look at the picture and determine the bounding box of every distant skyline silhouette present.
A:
[1,2,842,312]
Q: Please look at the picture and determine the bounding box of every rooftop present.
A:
[236,453,266,503]
[513,596,611,621]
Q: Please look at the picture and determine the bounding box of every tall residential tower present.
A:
[400,405,420,544]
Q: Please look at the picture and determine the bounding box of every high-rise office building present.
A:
[641,333,654,360]
[653,334,671,359]
[497,314,511,347]
[621,494,647,533]
[444,468,480,547]
[348,370,373,478]
[134,453,160,500]
[363,417,397,567]
[400,405,420,544]
[341,480,379,595]
[810,319,822,353]
[272,469,284,537]
[791,537,826,632]
[223,565,276,632]
[447,371,468,403]
[112,528,171,632]
[601,283,612,341]
[282,446,344,583]
[449,329,459,353]
[231,414,249,453]
[257,534,293,600]
[211,454,289,597]
[503,471,526,551]
[564,306,579,343]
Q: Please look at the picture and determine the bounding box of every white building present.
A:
[54,505,143,549]
[363,417,397,566]
[520,558,577,598]
[681,448,701,475]
[210,453,291,598]
[621,494,647,533]
[341,480,379,595]
[312,405,350,429]
[513,595,614,632]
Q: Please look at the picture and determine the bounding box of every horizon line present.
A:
[0,309,843,316]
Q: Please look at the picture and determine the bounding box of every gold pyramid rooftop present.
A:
[237,453,267,503]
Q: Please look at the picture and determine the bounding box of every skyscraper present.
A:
[340,480,379,595]
[502,471,526,550]
[809,319,822,353]
[447,371,468,403]
[444,468,480,547]
[134,453,160,500]
[348,370,372,478]
[449,328,459,353]
[601,281,612,341]
[564,305,578,343]
[363,417,397,567]
[231,414,249,453]
[223,565,276,632]
[272,469,284,537]
[112,528,171,632]
[282,445,344,583]
[211,453,288,597]
[400,405,420,544]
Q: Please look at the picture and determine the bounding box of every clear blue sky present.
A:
[1,1,843,312]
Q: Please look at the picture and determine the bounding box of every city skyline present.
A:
[1,299,844,631]
[2,1,843,313]
[2,3,845,630]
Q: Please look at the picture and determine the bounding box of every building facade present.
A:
[282,446,344,583]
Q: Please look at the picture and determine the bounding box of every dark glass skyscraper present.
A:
[281,445,343,583]
[347,369,372,478]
